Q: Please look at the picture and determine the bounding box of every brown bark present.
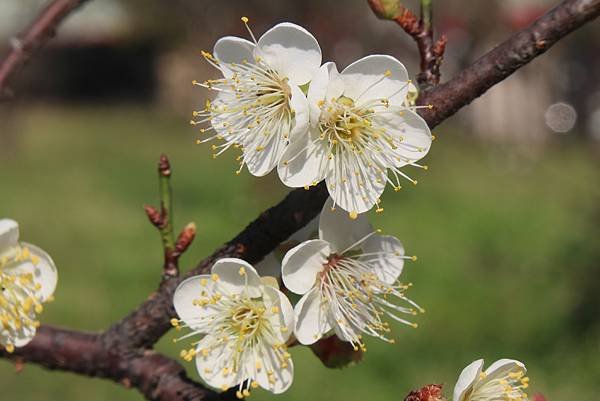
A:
[1,0,599,400]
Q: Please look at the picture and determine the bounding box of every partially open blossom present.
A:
[191,18,321,177]
[278,58,432,216]
[453,359,529,401]
[0,219,58,352]
[172,258,294,398]
[281,198,422,349]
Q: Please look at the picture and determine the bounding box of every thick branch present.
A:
[1,1,599,401]
[0,0,90,99]
[418,0,600,126]
[0,326,223,401]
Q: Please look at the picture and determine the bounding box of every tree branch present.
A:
[418,0,600,126]
[144,155,196,279]
[368,0,447,89]
[1,1,599,400]
[0,0,91,100]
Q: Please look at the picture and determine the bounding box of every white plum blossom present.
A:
[278,58,433,217]
[191,18,321,177]
[454,359,529,401]
[0,219,58,353]
[281,198,421,350]
[172,258,294,398]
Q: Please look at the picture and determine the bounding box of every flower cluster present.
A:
[191,18,432,217]
[172,197,420,397]
[0,219,58,353]
[178,19,532,400]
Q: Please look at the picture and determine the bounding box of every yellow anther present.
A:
[411,255,418,261]
[236,390,244,399]
[241,16,249,23]
[349,211,358,220]
[211,274,219,282]
[384,70,392,77]
[5,344,15,353]
[238,267,246,275]
[200,278,208,286]
[271,306,280,314]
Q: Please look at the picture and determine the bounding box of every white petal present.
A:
[256,22,321,85]
[213,36,256,78]
[262,286,295,342]
[341,55,409,107]
[293,288,331,345]
[484,359,526,382]
[307,62,344,125]
[325,153,387,215]
[374,109,432,165]
[0,219,19,254]
[278,128,328,188]
[195,334,241,390]
[255,344,294,394]
[244,129,284,177]
[212,258,262,298]
[20,243,58,301]
[453,359,484,401]
[318,197,372,253]
[288,84,310,141]
[360,235,405,284]
[12,326,37,347]
[281,239,329,295]
[173,275,215,330]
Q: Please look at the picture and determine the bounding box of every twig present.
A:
[144,154,196,279]
[368,0,447,89]
[0,0,91,100]
[1,1,599,401]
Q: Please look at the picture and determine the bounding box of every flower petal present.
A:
[307,62,344,125]
[278,128,328,188]
[374,109,432,166]
[318,197,373,253]
[359,235,405,284]
[325,152,387,215]
[21,243,58,301]
[293,288,331,345]
[288,83,310,141]
[341,55,409,107]
[453,359,484,401]
[244,128,284,177]
[11,326,36,347]
[0,219,19,254]
[263,286,295,342]
[483,359,526,382]
[255,344,294,394]
[256,22,321,85]
[195,334,241,390]
[173,275,216,330]
[281,239,329,295]
[212,258,262,298]
[213,36,256,78]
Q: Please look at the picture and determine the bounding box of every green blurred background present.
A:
[1,0,600,400]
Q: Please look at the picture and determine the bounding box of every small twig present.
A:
[368,0,447,90]
[0,0,91,100]
[144,154,196,279]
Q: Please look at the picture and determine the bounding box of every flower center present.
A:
[317,249,421,351]
[0,246,45,353]
[230,303,264,336]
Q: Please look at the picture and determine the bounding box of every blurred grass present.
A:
[1,105,599,401]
